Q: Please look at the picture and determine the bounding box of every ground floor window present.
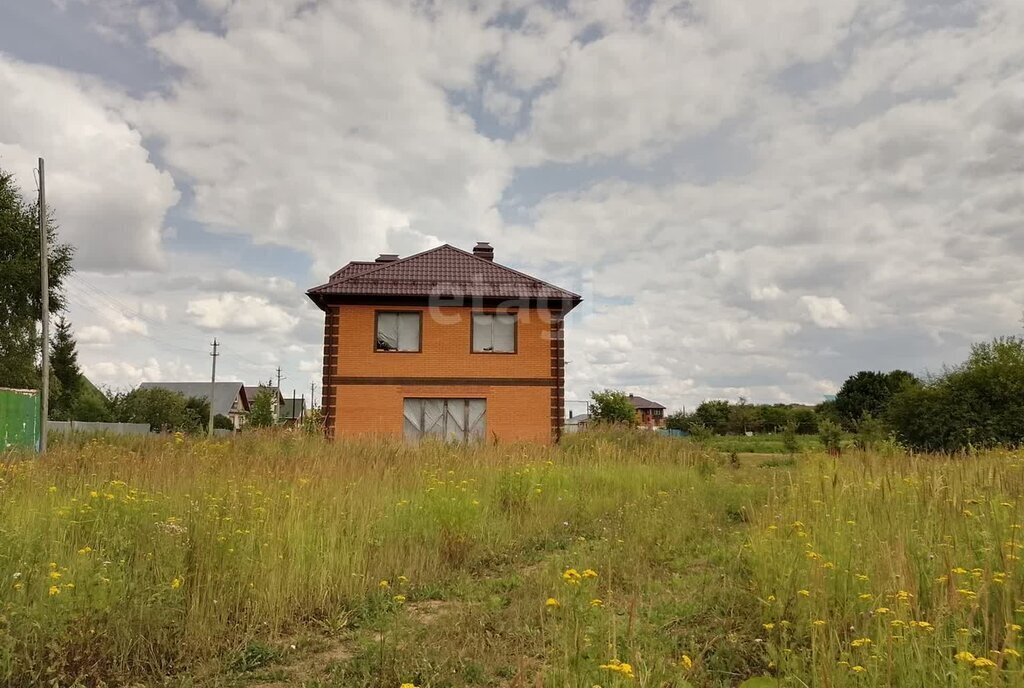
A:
[403,398,486,442]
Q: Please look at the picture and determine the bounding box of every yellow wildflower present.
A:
[955,651,977,664]
[562,568,582,584]
[813,620,827,627]
[973,657,997,669]
[378,579,390,590]
[77,546,92,555]
[1004,648,1021,659]
[400,683,418,688]
[874,607,891,615]
[851,638,872,648]
[851,665,866,673]
[598,659,634,678]
[763,623,775,631]
[393,595,406,604]
[797,589,810,597]
[582,569,598,579]
[545,597,560,608]
[48,585,60,596]
[49,571,61,580]
[171,577,182,589]
[680,654,693,671]
[590,598,603,607]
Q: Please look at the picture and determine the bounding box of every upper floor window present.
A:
[376,312,421,352]
[472,313,516,353]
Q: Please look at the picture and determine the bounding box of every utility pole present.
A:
[208,338,219,436]
[310,382,316,410]
[275,366,285,423]
[38,158,49,453]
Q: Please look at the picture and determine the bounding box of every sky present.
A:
[1,0,1023,414]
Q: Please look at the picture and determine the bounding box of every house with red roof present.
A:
[307,242,581,443]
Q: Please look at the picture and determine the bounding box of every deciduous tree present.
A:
[589,390,638,425]
[0,169,73,389]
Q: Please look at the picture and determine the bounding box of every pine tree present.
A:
[49,316,81,420]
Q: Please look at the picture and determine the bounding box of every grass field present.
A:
[703,433,822,455]
[1,431,1023,687]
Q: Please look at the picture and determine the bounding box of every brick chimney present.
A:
[375,253,399,263]
[473,242,494,261]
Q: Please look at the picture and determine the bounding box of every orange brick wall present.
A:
[334,384,552,443]
[334,305,554,379]
[322,304,559,443]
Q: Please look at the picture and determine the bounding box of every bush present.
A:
[888,336,1024,452]
[817,419,844,456]
[853,413,887,451]
[781,420,800,455]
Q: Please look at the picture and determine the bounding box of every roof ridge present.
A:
[316,244,454,291]
[440,244,583,300]
[311,243,581,300]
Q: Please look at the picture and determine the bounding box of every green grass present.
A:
[704,433,822,454]
[1,432,1023,687]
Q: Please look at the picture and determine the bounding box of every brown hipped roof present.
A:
[308,244,582,310]
[627,394,666,410]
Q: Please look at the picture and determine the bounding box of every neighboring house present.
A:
[244,386,285,420]
[307,242,582,443]
[279,397,306,427]
[563,411,591,434]
[138,382,249,430]
[628,394,667,429]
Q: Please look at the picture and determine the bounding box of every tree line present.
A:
[590,333,1024,454]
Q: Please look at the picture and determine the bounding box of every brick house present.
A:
[307,243,581,443]
[628,394,666,429]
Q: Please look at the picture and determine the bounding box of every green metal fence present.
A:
[0,388,40,451]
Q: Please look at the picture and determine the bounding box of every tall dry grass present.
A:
[5,432,1024,687]
[0,429,721,686]
[747,450,1024,687]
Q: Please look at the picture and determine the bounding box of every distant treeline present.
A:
[665,400,819,435]
[672,335,1024,453]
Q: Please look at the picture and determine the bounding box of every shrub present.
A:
[817,419,844,456]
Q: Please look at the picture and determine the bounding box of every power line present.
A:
[66,275,286,375]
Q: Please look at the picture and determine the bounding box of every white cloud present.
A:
[10,0,1024,411]
[186,294,300,333]
[77,325,112,346]
[130,1,510,277]
[84,357,199,389]
[0,56,179,271]
[800,296,853,329]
